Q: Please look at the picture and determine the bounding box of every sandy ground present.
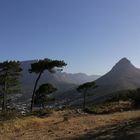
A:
[0,110,140,140]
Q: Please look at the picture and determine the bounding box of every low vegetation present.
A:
[83,88,140,114]
[84,101,133,114]
[108,88,140,107]
[0,109,20,121]
[29,109,53,117]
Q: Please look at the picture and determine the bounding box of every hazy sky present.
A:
[0,0,140,75]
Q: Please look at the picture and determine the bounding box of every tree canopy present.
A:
[29,58,66,74]
[77,81,97,92]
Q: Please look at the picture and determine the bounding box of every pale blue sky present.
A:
[0,0,140,75]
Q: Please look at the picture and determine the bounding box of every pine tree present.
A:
[34,83,57,108]
[77,81,97,109]
[0,61,22,112]
[29,58,67,111]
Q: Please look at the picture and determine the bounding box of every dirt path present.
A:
[0,110,140,140]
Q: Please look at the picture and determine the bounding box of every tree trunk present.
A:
[2,80,7,112]
[2,92,6,112]
[42,103,45,109]
[83,91,86,109]
[30,71,43,111]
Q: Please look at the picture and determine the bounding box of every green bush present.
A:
[83,107,97,114]
[131,92,140,107]
[0,109,19,121]
[30,109,52,117]
[107,88,140,107]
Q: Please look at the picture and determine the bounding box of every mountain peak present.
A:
[95,57,140,93]
[118,57,131,64]
[111,58,135,72]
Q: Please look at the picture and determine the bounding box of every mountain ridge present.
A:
[95,57,140,87]
[84,57,140,103]
[68,58,140,105]
[19,60,100,102]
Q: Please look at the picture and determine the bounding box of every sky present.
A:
[0,0,140,75]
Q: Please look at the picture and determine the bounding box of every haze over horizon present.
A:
[1,0,140,75]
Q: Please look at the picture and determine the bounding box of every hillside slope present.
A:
[90,58,140,101]
[69,58,140,105]
[0,110,140,140]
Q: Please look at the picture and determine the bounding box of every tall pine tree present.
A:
[0,61,22,112]
[77,82,98,109]
[29,58,67,111]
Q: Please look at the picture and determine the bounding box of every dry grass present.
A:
[0,110,140,140]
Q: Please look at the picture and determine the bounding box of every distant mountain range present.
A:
[19,60,100,102]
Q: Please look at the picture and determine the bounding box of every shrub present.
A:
[131,91,140,107]
[83,107,97,114]
[30,109,52,117]
[0,109,19,121]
